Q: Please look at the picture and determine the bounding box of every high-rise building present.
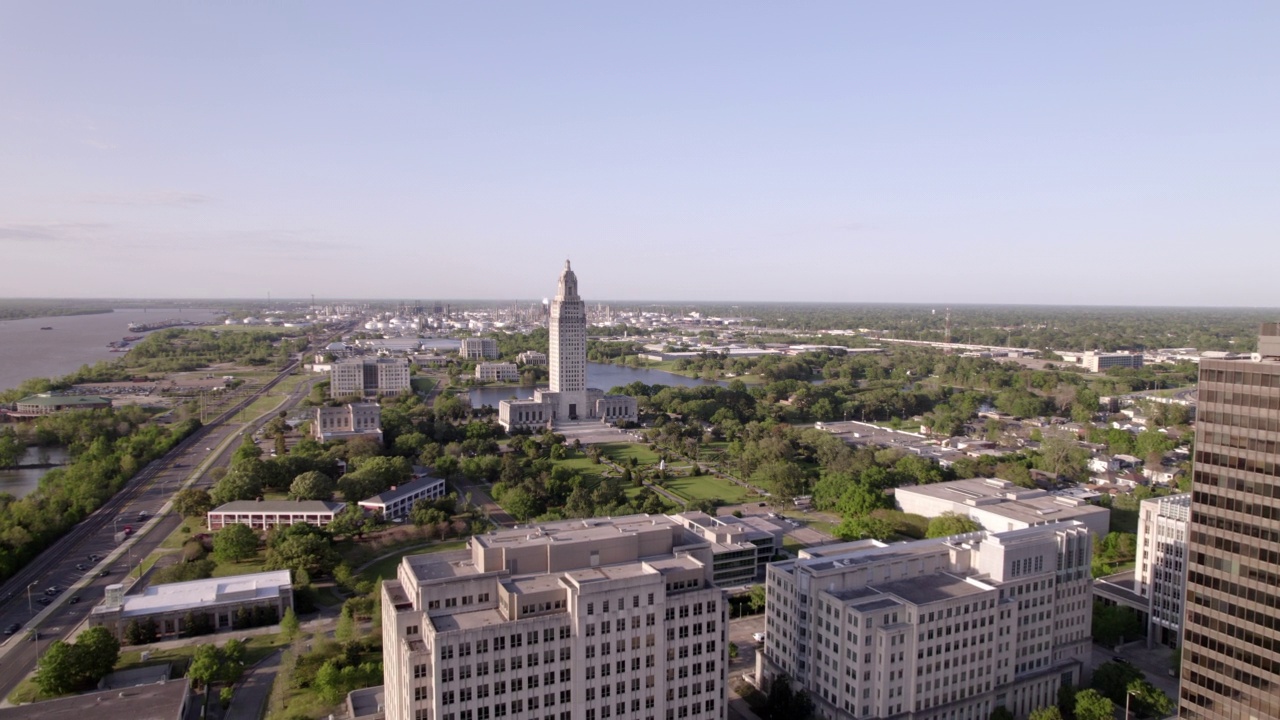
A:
[757,522,1094,720]
[1134,493,1189,648]
[330,356,411,398]
[499,262,636,431]
[1178,324,1280,719]
[381,514,730,720]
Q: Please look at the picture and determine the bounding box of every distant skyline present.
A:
[2,3,1278,305]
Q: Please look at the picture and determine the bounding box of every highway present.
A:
[0,340,332,700]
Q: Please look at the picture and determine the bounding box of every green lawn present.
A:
[411,377,438,393]
[159,517,207,549]
[212,552,270,577]
[358,540,467,583]
[598,442,661,466]
[662,475,752,504]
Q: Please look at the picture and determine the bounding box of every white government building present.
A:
[757,522,1094,720]
[499,262,637,431]
[381,514,729,720]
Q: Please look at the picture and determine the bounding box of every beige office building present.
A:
[758,522,1094,720]
[381,514,728,720]
[461,338,500,360]
[331,357,412,398]
[477,363,520,383]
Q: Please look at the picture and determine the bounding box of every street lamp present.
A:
[26,582,36,613]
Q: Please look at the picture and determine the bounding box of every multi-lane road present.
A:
[0,353,325,700]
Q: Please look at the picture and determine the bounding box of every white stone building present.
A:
[476,362,520,383]
[331,357,412,398]
[460,337,499,360]
[499,262,637,431]
[89,570,293,640]
[1134,493,1189,647]
[359,471,449,521]
[757,522,1094,720]
[894,477,1111,539]
[381,514,728,720]
[517,351,548,366]
[313,403,383,443]
[207,500,347,530]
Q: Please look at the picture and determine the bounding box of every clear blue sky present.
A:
[2,3,1277,305]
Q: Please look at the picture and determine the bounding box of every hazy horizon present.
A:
[3,3,1278,304]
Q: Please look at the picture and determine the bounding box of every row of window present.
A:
[428,592,495,611]
[440,628,571,659]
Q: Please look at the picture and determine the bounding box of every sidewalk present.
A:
[225,649,283,720]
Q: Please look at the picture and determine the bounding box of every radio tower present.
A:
[945,308,952,344]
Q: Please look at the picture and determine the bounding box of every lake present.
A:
[0,446,71,499]
[468,362,726,408]
[0,308,223,392]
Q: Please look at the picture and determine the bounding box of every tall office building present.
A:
[1179,324,1280,719]
[498,263,636,431]
[757,522,1094,720]
[381,514,729,720]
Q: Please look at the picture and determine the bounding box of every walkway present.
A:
[225,649,283,720]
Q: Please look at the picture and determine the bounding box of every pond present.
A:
[468,362,726,408]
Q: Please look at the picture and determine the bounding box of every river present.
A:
[0,308,223,392]
[0,446,71,499]
[468,362,726,408]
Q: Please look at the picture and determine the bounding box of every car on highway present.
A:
[138,511,149,520]
[69,595,80,604]
[37,597,52,605]
[4,623,21,635]
[99,569,111,577]
[44,586,61,595]
[122,525,133,536]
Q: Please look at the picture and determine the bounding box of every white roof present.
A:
[115,569,291,617]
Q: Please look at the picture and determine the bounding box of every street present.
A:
[0,362,321,700]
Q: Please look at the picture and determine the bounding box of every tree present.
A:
[280,606,300,640]
[35,640,83,695]
[834,515,894,541]
[989,708,1015,720]
[326,504,368,540]
[926,512,982,538]
[265,530,339,577]
[187,644,224,690]
[35,628,120,696]
[501,486,540,521]
[1128,677,1174,718]
[1073,689,1115,720]
[747,585,767,613]
[335,606,357,643]
[1028,707,1064,720]
[289,470,335,501]
[75,627,120,682]
[213,523,260,564]
[173,488,215,518]
[211,468,261,505]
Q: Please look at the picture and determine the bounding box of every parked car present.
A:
[75,563,86,571]
[37,597,52,605]
[44,586,61,595]
[68,596,80,604]
[4,623,21,635]
[122,525,133,536]
[753,632,766,643]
